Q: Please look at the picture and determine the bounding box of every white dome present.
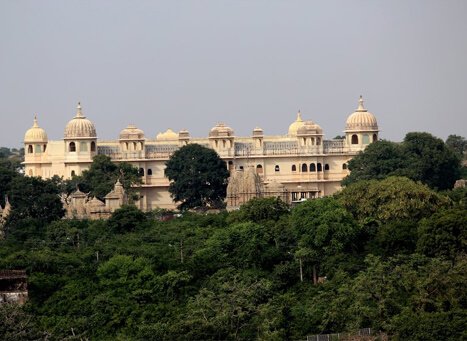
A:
[297,120,323,135]
[209,123,234,137]
[156,128,178,140]
[288,111,305,136]
[24,115,48,142]
[345,96,378,132]
[119,124,144,140]
[64,103,97,139]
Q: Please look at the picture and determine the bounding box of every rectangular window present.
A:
[80,142,88,152]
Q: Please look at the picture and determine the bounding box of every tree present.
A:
[403,132,461,190]
[5,176,64,239]
[230,197,289,224]
[446,134,466,157]
[417,208,467,261]
[342,133,461,190]
[338,176,448,225]
[342,140,407,186]
[165,144,229,210]
[107,205,147,233]
[291,197,359,284]
[65,155,141,200]
[0,159,21,207]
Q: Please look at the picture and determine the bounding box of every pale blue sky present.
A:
[1,0,466,147]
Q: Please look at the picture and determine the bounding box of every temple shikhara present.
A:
[23,96,379,212]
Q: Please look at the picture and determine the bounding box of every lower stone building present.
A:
[0,270,28,305]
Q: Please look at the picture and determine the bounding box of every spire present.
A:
[357,95,367,111]
[296,110,303,122]
[33,114,39,127]
[76,102,84,118]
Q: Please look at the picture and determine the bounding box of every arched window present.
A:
[373,134,378,142]
[223,140,226,148]
[139,168,145,176]
[317,137,321,145]
[317,163,322,172]
[310,163,316,172]
[256,164,263,174]
[43,144,47,152]
[133,142,137,150]
[275,165,280,172]
[342,163,347,170]
[28,145,33,154]
[324,164,330,171]
[292,165,297,172]
[91,141,96,152]
[125,142,129,151]
[228,160,234,172]
[71,170,76,177]
[147,169,153,176]
[351,134,359,144]
[302,163,308,172]
[69,142,76,152]
[28,169,33,176]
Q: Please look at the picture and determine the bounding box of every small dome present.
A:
[24,115,48,142]
[119,124,144,140]
[209,123,234,137]
[297,120,323,135]
[252,127,264,136]
[64,103,97,139]
[156,128,178,141]
[288,111,305,136]
[345,96,378,132]
[179,129,190,139]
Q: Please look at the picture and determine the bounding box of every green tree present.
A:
[338,176,448,225]
[5,176,64,239]
[230,197,289,224]
[291,197,359,284]
[403,132,461,190]
[107,205,148,233]
[446,134,466,157]
[417,208,467,261]
[342,133,462,190]
[165,144,229,210]
[66,155,141,200]
[0,159,21,207]
[342,140,407,186]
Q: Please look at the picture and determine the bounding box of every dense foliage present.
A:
[0,139,466,340]
[165,143,230,210]
[343,132,463,190]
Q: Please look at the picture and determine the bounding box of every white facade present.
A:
[23,97,379,210]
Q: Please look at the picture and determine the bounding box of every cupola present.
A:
[24,115,48,143]
[64,102,97,139]
[345,96,378,132]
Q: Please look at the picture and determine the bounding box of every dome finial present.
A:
[76,102,83,118]
[297,110,303,122]
[33,114,39,127]
[357,95,365,111]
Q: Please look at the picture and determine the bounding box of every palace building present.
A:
[23,96,379,211]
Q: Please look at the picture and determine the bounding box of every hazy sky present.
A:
[1,0,466,148]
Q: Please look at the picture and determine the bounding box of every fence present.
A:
[306,328,375,341]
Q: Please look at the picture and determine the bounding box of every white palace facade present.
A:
[23,96,379,211]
